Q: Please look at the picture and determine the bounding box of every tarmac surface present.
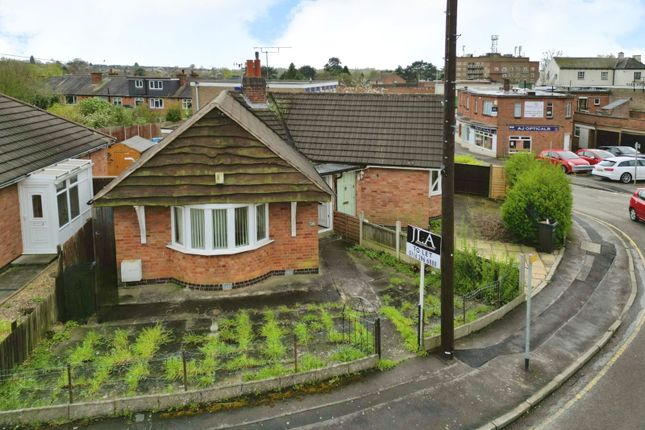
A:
[64,211,633,430]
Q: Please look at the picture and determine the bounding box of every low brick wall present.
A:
[0,355,378,426]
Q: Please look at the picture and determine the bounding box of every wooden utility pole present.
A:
[441,0,458,357]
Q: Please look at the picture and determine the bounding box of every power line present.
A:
[0,52,57,62]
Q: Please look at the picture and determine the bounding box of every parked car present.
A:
[575,149,615,165]
[597,145,645,159]
[592,157,645,183]
[537,149,592,174]
[629,188,645,222]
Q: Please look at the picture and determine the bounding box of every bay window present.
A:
[171,204,270,255]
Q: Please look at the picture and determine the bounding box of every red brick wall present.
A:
[0,185,22,268]
[113,202,320,285]
[355,168,441,227]
[81,148,109,177]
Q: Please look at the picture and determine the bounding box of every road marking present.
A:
[534,212,645,430]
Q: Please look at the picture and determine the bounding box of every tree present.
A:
[0,60,57,108]
[280,63,303,80]
[395,60,438,83]
[324,57,344,76]
[29,55,36,64]
[299,65,317,80]
[540,49,563,84]
[261,66,278,79]
[66,58,90,74]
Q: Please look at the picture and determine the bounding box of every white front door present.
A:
[563,133,571,151]
[318,201,331,228]
[20,187,54,254]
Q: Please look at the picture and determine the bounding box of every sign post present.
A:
[635,142,640,186]
[524,254,535,370]
[406,226,442,350]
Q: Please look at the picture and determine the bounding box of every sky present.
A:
[0,0,643,70]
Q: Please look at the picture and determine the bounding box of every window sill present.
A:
[166,239,273,256]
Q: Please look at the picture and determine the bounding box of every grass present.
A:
[235,311,253,352]
[377,359,397,371]
[132,324,171,360]
[261,310,286,362]
[455,154,485,165]
[125,361,150,395]
[380,305,418,353]
[299,354,325,372]
[243,363,289,381]
[331,346,365,362]
[68,330,101,365]
[350,245,415,276]
[320,307,343,343]
[294,322,311,346]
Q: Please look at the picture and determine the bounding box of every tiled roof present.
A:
[0,93,113,187]
[554,57,645,70]
[234,92,443,169]
[47,75,192,98]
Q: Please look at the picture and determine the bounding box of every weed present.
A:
[330,346,365,362]
[261,310,285,362]
[164,356,183,382]
[125,361,150,395]
[294,322,311,346]
[68,331,101,365]
[243,363,288,381]
[235,311,253,352]
[132,324,171,360]
[224,354,264,371]
[320,308,342,343]
[377,359,397,371]
[380,305,417,352]
[298,354,325,372]
[182,332,206,346]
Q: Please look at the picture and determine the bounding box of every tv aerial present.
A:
[253,46,292,78]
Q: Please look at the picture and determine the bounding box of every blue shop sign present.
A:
[471,125,497,134]
[509,125,559,132]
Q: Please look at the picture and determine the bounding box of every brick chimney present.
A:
[633,54,642,63]
[618,51,625,59]
[242,52,267,104]
[177,69,188,87]
[503,78,511,92]
[90,71,102,84]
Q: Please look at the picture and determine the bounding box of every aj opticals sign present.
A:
[406,225,441,269]
[509,125,559,132]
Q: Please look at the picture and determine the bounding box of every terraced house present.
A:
[47,71,194,112]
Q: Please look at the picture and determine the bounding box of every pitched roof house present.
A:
[0,93,113,267]
[228,58,444,228]
[93,91,333,289]
[542,53,645,87]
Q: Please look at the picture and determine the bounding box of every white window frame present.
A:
[56,175,83,229]
[565,102,572,118]
[169,203,271,256]
[577,71,585,80]
[509,136,531,153]
[112,97,123,106]
[574,126,581,138]
[149,80,163,90]
[513,102,522,118]
[635,71,642,81]
[593,98,600,106]
[546,102,554,119]
[482,100,496,116]
[429,169,442,197]
[134,79,144,88]
[149,98,164,109]
[182,98,192,110]
[601,71,608,81]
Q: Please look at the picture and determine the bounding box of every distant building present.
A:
[456,83,575,158]
[456,53,539,85]
[542,53,645,87]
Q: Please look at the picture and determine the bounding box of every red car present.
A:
[575,148,615,165]
[629,188,645,222]
[537,149,592,174]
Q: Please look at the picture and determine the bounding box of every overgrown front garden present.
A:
[0,303,376,411]
[350,244,519,353]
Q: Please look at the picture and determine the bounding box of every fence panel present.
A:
[363,222,397,249]
[98,123,161,143]
[455,163,490,197]
[333,211,360,243]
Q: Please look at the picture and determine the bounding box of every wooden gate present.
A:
[455,164,490,197]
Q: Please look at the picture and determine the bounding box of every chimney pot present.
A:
[90,71,102,84]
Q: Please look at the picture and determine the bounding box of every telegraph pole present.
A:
[441,0,458,357]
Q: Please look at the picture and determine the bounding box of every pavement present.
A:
[70,211,635,430]
[0,255,55,303]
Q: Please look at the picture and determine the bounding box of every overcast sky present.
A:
[0,0,643,70]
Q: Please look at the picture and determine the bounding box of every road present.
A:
[509,183,645,429]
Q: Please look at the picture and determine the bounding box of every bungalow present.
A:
[92,91,333,289]
[234,56,444,228]
[0,93,113,268]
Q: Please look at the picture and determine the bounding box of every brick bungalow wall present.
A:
[113,202,320,286]
[83,148,109,177]
[356,168,441,227]
[0,185,22,268]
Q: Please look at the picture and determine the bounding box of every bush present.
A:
[501,162,571,246]
[505,152,537,187]
[455,154,485,165]
[165,106,182,122]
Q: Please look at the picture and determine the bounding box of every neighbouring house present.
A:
[107,135,157,176]
[457,52,539,84]
[92,91,333,289]
[456,83,575,157]
[47,71,194,113]
[542,53,645,87]
[573,97,645,151]
[0,93,113,268]
[230,55,444,228]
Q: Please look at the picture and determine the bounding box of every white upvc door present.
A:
[19,186,55,254]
